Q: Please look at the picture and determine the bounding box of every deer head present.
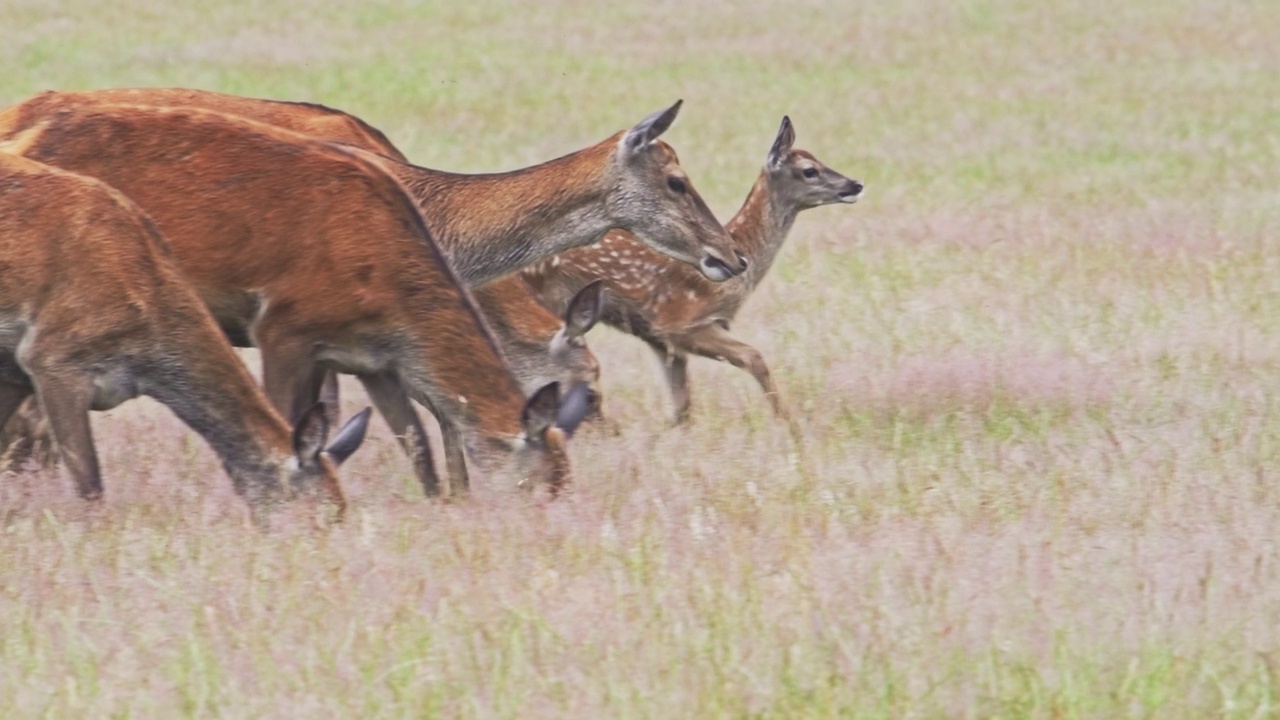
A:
[284,403,371,510]
[765,116,864,210]
[513,381,593,495]
[547,279,606,415]
[609,101,747,283]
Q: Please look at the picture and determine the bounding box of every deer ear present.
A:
[291,402,331,466]
[325,407,371,466]
[521,382,561,443]
[563,280,606,340]
[622,100,682,154]
[554,381,592,437]
[767,116,796,169]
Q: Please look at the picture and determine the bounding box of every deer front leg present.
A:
[646,340,692,424]
[674,325,789,420]
[253,318,327,425]
[30,375,102,500]
[317,371,342,428]
[357,372,444,498]
[655,345,696,422]
[436,413,472,498]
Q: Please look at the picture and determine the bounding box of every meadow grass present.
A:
[3,0,1280,716]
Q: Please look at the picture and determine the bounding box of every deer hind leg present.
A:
[0,384,36,467]
[0,384,37,468]
[357,372,444,498]
[29,374,102,500]
[0,384,32,429]
[675,325,790,420]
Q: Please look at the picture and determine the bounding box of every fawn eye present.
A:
[667,177,687,194]
[802,167,819,179]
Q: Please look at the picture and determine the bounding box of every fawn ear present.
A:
[622,100,682,154]
[325,407,371,466]
[767,116,796,169]
[522,382,561,443]
[563,280,606,340]
[291,402,331,466]
[554,381,592,437]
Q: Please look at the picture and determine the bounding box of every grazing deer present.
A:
[0,88,621,493]
[523,117,863,423]
[0,105,592,496]
[0,152,370,521]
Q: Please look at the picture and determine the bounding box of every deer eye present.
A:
[667,177,687,194]
[802,167,819,179]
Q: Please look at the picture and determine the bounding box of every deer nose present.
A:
[839,180,864,203]
[698,245,748,282]
[736,251,749,270]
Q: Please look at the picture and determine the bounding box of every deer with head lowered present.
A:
[523,117,864,423]
[0,87,736,493]
[0,151,371,523]
[0,105,594,496]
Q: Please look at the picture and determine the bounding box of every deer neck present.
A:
[724,172,799,293]
[153,366,297,495]
[392,140,618,286]
[392,307,529,449]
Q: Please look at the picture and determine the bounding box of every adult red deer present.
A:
[0,152,370,522]
[0,88,634,493]
[2,88,744,283]
[523,117,863,423]
[0,105,592,496]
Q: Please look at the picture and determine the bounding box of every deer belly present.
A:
[315,344,394,376]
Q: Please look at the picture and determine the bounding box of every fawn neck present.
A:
[725,172,799,293]
[390,139,620,285]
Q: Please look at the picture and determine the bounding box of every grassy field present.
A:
[4,0,1280,716]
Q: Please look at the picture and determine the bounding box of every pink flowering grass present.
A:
[4,0,1280,716]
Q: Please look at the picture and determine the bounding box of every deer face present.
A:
[609,101,746,283]
[282,404,371,517]
[511,381,592,495]
[545,280,605,417]
[765,116,864,211]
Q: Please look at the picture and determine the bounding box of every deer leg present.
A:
[437,415,471,498]
[31,375,102,500]
[357,372,443,498]
[318,371,342,428]
[676,325,789,420]
[0,389,43,471]
[0,383,33,427]
[649,343,692,425]
[256,334,324,426]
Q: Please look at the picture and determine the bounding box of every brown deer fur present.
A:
[0,105,589,494]
[6,88,409,162]
[1,88,742,284]
[0,151,370,520]
[522,117,864,423]
[0,88,610,493]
